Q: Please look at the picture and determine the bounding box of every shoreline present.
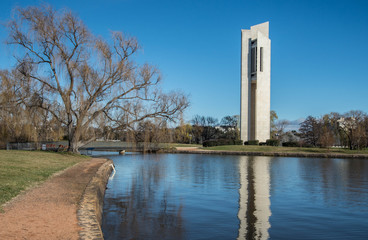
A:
[1,149,366,239]
[171,148,368,159]
[78,159,114,239]
[0,157,112,240]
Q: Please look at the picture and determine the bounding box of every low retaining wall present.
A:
[173,149,368,159]
[78,159,114,240]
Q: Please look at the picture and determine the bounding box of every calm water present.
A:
[101,153,368,240]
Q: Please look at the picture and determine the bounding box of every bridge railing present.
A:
[2,141,169,152]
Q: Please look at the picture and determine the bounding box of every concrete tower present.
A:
[241,22,271,142]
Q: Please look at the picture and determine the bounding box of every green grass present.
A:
[204,145,368,155]
[0,150,89,208]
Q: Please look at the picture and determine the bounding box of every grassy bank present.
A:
[204,145,368,154]
[0,150,89,208]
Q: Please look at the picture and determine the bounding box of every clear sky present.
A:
[1,0,367,123]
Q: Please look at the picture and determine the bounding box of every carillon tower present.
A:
[240,22,271,142]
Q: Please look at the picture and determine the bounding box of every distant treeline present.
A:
[1,105,366,151]
[0,109,239,148]
[293,110,368,150]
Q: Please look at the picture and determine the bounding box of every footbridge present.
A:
[79,141,165,154]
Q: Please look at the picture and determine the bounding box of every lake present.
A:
[100,153,368,240]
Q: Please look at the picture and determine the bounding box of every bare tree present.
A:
[318,126,335,149]
[338,111,367,150]
[206,116,218,127]
[274,119,290,142]
[220,115,239,140]
[6,5,188,152]
[1,69,65,144]
[191,115,205,144]
[299,116,321,147]
[220,115,238,129]
[191,115,206,126]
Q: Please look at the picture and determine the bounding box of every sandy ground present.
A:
[175,147,201,151]
[0,158,107,240]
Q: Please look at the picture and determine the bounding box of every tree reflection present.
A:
[298,158,368,208]
[102,157,184,240]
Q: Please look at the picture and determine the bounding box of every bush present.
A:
[282,141,299,147]
[244,140,259,145]
[259,142,267,146]
[233,140,243,145]
[266,139,280,146]
[203,139,243,147]
[203,140,217,147]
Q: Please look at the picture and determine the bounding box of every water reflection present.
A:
[298,158,368,209]
[268,157,368,239]
[102,155,184,240]
[238,156,271,240]
[102,154,368,240]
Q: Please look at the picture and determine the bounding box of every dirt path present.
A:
[175,147,201,151]
[0,158,107,240]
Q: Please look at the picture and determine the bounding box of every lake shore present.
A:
[172,147,368,159]
[0,156,109,240]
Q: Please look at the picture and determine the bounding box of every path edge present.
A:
[77,159,114,240]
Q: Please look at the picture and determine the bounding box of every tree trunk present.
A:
[68,130,81,153]
[70,140,80,153]
[69,129,96,154]
[67,122,81,153]
[69,126,81,153]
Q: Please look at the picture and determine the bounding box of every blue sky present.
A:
[1,0,368,123]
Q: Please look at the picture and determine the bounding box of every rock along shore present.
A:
[78,159,113,240]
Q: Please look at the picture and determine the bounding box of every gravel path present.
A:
[0,158,107,240]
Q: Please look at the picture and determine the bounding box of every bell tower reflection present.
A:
[237,156,271,240]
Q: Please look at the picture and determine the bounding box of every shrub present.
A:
[282,141,299,147]
[259,142,267,146]
[266,139,280,146]
[203,139,228,147]
[302,143,314,148]
[203,140,218,147]
[233,140,243,145]
[244,140,259,145]
[203,139,243,147]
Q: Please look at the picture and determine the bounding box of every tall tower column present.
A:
[240,22,271,142]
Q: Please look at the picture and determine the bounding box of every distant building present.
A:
[240,22,271,142]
